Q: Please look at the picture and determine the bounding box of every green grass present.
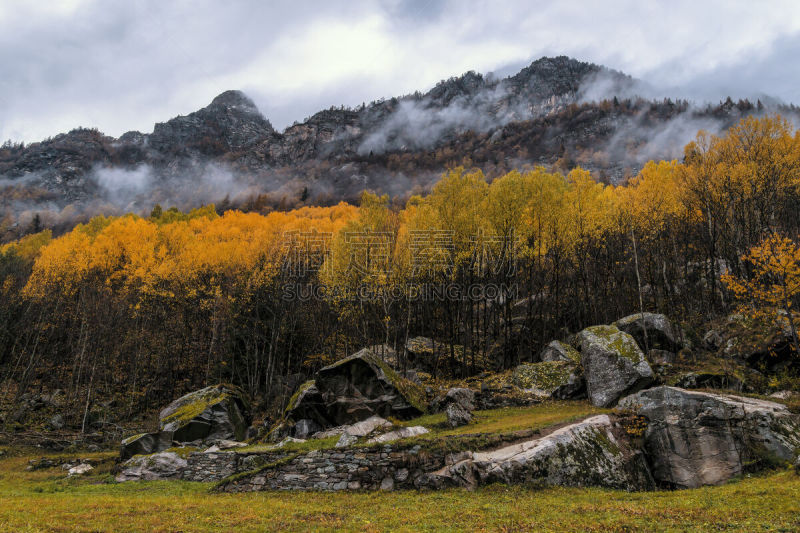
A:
[238,436,339,454]
[0,448,799,532]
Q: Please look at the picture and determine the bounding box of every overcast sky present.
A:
[2,0,800,143]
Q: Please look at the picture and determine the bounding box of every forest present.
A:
[1,114,799,433]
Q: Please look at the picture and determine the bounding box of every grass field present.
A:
[2,401,798,532]
[1,447,799,532]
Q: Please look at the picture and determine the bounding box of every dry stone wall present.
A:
[217,444,448,492]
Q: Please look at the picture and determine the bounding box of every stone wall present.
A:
[181,451,289,482]
[217,444,450,492]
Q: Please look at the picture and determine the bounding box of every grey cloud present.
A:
[1,1,800,144]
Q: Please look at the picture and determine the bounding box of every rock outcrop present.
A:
[119,384,250,461]
[618,386,800,488]
[614,313,686,353]
[287,348,425,429]
[418,415,653,491]
[159,384,250,443]
[578,325,654,407]
[116,451,189,482]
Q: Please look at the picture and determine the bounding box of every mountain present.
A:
[0,56,794,239]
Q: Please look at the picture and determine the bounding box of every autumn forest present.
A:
[1,114,800,433]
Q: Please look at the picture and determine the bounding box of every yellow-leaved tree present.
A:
[722,233,800,356]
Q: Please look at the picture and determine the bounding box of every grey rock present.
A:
[418,415,653,491]
[446,403,473,428]
[380,476,394,491]
[310,426,348,439]
[703,329,723,350]
[618,386,800,488]
[551,369,587,400]
[67,463,93,477]
[539,340,580,362]
[511,361,578,397]
[214,439,247,450]
[335,433,358,448]
[47,414,65,430]
[294,419,323,440]
[394,468,409,482]
[367,426,429,444]
[159,384,250,443]
[578,325,654,407]
[444,388,475,411]
[270,437,306,449]
[119,431,173,461]
[289,347,424,428]
[116,451,188,482]
[342,415,392,437]
[614,312,686,353]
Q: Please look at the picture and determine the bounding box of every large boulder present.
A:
[444,388,475,411]
[120,431,173,461]
[717,314,799,373]
[284,381,327,426]
[614,313,686,353]
[418,414,653,490]
[446,403,473,428]
[159,384,250,443]
[618,386,800,488]
[578,325,654,407]
[539,340,580,363]
[288,348,426,428]
[511,361,582,398]
[116,451,188,482]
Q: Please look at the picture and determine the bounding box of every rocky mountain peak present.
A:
[148,90,276,154]
[208,90,262,116]
[504,56,602,99]
[425,70,489,106]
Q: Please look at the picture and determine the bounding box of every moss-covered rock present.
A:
[539,340,581,363]
[578,325,654,407]
[159,384,251,443]
[418,414,653,491]
[119,431,173,461]
[287,347,427,429]
[614,313,686,353]
[512,362,574,392]
[715,314,799,374]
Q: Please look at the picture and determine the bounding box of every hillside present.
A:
[1,56,793,243]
